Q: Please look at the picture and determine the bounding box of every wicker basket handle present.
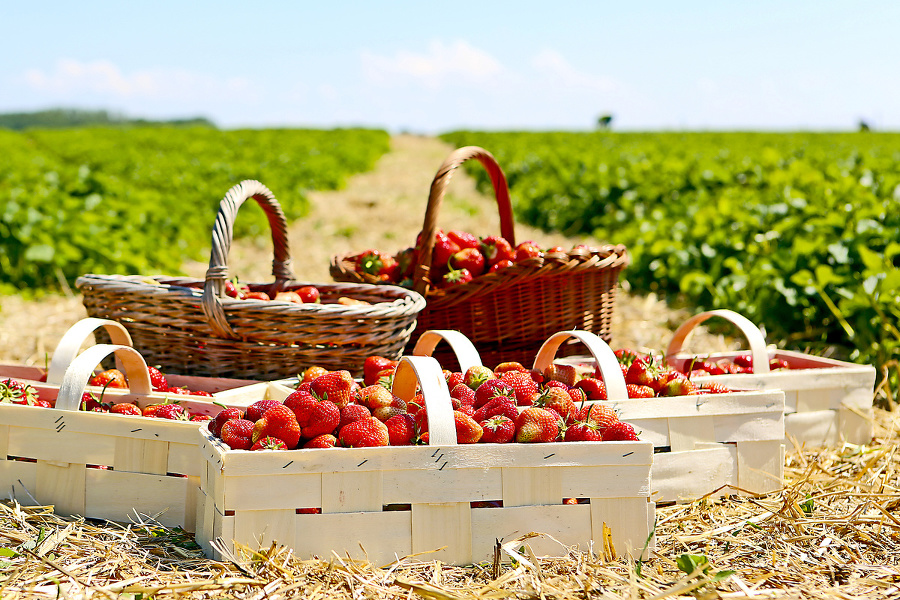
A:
[665,309,770,374]
[46,318,134,385]
[412,329,484,374]
[56,344,152,411]
[532,330,629,401]
[413,146,515,295]
[391,355,457,445]
[202,180,296,339]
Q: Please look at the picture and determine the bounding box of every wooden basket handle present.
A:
[532,330,629,401]
[665,309,770,374]
[46,318,134,385]
[413,147,515,295]
[56,344,152,411]
[412,329,483,374]
[202,180,296,339]
[390,355,457,445]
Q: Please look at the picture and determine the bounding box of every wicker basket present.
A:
[330,146,628,368]
[77,180,426,380]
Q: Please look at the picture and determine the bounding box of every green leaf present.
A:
[0,547,19,558]
[676,553,710,575]
[24,244,54,262]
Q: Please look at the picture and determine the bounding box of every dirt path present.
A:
[0,135,734,366]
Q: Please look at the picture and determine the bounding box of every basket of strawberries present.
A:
[77,180,426,380]
[330,146,629,368]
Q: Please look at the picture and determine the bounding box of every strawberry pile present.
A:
[603,349,738,397]
[182,280,373,306]
[679,354,791,377]
[89,367,214,397]
[1,378,50,407]
[346,230,604,290]
[208,356,641,451]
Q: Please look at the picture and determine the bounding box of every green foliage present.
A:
[0,127,390,290]
[0,108,216,130]
[440,131,900,389]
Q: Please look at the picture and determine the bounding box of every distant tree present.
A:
[0,108,216,130]
[596,114,613,130]
[858,119,871,132]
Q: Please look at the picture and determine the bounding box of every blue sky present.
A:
[2,1,898,132]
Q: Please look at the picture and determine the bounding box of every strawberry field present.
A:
[0,127,390,292]
[441,131,900,395]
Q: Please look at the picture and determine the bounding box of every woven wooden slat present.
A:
[330,146,628,368]
[76,180,426,379]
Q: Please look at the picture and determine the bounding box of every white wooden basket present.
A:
[664,310,875,447]
[536,330,786,504]
[0,344,290,529]
[194,354,655,566]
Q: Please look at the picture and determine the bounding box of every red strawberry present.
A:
[499,371,540,406]
[190,413,213,421]
[719,360,750,374]
[564,422,604,442]
[432,230,461,270]
[191,390,213,397]
[457,404,475,417]
[447,230,480,250]
[304,434,337,449]
[603,421,640,441]
[445,371,465,390]
[454,411,483,444]
[251,437,288,451]
[301,365,329,383]
[626,384,655,398]
[385,413,416,445]
[543,364,580,387]
[515,408,561,443]
[732,354,753,368]
[614,348,641,368]
[364,356,398,386]
[494,361,527,375]
[488,259,514,274]
[449,383,477,410]
[0,378,40,405]
[699,382,733,394]
[473,379,514,409]
[438,267,473,288]
[535,387,578,424]
[625,356,659,388]
[339,416,389,448]
[340,403,372,428]
[464,365,496,391]
[664,377,699,397]
[578,404,619,432]
[155,404,187,420]
[356,385,396,410]
[301,400,341,439]
[356,249,401,282]
[574,377,607,400]
[407,393,425,415]
[449,248,486,277]
[220,418,255,450]
[515,240,542,262]
[246,399,283,422]
[296,286,320,303]
[90,369,127,389]
[479,415,516,443]
[166,386,192,396]
[243,291,271,301]
[147,366,168,391]
[252,404,302,448]
[140,403,162,417]
[472,396,518,423]
[209,407,245,436]
[769,358,790,371]
[480,235,515,267]
[310,370,356,408]
[109,402,142,416]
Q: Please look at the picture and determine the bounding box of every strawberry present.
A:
[0,378,40,405]
[252,404,302,448]
[445,371,465,390]
[372,397,407,423]
[251,437,288,451]
[147,366,168,391]
[614,348,641,369]
[480,235,515,267]
[356,249,401,282]
[109,402,142,416]
[166,386,192,396]
[191,390,213,397]
[564,422,604,442]
[274,291,303,303]
[449,248,486,277]
[301,365,329,384]
[431,230,461,271]
[732,354,753,368]
[89,369,127,389]
[487,259,513,274]
[479,415,516,443]
[515,408,561,443]
[304,434,337,449]
[464,365,496,391]
[499,371,540,406]
[339,416,389,448]
[663,377,699,397]
[449,383,476,410]
[515,240,543,262]
[535,387,578,424]
[473,396,518,423]
[296,286,320,303]
[310,370,356,408]
[385,413,416,445]
[578,404,619,432]
[769,358,790,371]
[155,404,188,420]
[626,384,655,398]
[447,230,480,250]
[220,419,255,450]
[625,356,658,388]
[140,403,162,417]
[603,421,640,441]
[339,403,372,429]
[208,407,245,436]
[457,404,475,417]
[285,391,339,439]
[364,356,398,386]
[574,377,607,400]
[699,382,733,394]
[438,267,473,288]
[243,291,271,301]
[494,361,527,375]
[190,413,213,421]
[473,379,514,409]
[718,360,750,374]
[407,393,425,415]
[356,385,396,410]
[246,399,283,422]
[454,411,483,444]
[543,364,580,387]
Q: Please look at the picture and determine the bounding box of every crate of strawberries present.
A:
[194,353,655,565]
[330,146,628,368]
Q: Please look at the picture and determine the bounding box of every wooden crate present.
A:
[0,344,288,529]
[537,330,785,504]
[195,355,655,565]
[665,309,875,447]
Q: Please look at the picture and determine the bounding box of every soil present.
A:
[0,135,736,367]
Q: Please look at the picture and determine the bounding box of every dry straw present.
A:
[2,409,899,599]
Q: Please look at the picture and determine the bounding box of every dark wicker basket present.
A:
[330,147,628,368]
[77,180,425,380]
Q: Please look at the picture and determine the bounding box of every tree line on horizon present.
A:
[0,109,215,130]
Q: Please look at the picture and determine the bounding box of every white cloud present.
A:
[530,49,620,93]
[361,40,503,90]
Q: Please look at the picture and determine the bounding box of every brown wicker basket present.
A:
[76,180,426,380]
[330,146,628,369]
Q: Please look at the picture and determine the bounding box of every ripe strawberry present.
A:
[141,403,162,417]
[464,365,496,391]
[445,371,465,390]
[535,387,578,424]
[301,365,329,383]
[438,267,473,288]
[155,403,188,421]
[0,378,40,405]
[311,370,356,408]
[246,399,283,422]
[543,364,580,387]
[473,379,514,409]
[90,369,127,389]
[166,386,192,396]
[304,434,337,449]
[457,404,475,417]
[252,404,302,448]
[473,396,518,423]
[454,411,483,444]
[251,437,288,451]
[487,259,514,274]
[274,291,303,303]
[578,404,619,432]
[664,377,699,397]
[515,240,543,262]
[356,385,396,410]
[574,377,607,400]
[449,383,477,410]
[191,390,213,397]
[479,415,516,443]
[190,413,213,421]
[296,286,320,303]
[499,371,540,406]
[407,393,425,415]
[718,360,750,374]
[769,358,790,371]
[480,235,515,267]
[364,356,398,386]
[449,248,486,277]
[732,354,753,369]
[208,407,245,436]
[109,402,142,416]
[385,413,416,445]
[220,418,255,450]
[302,400,341,439]
[243,291,271,301]
[340,403,372,428]
[625,356,658,388]
[447,230,480,250]
[614,348,641,368]
[339,416,389,448]
[603,421,640,441]
[688,359,725,375]
[432,230,461,270]
[699,382,733,394]
[356,250,401,282]
[564,422,604,442]
[494,361,527,375]
[515,408,561,443]
[626,384,655,398]
[147,366,168,391]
